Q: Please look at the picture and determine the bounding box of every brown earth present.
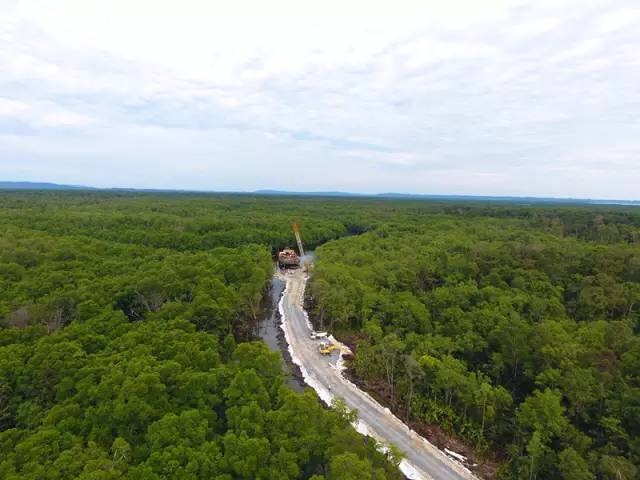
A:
[342,365,501,480]
[307,307,502,478]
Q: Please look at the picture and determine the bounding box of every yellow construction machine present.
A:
[319,341,339,355]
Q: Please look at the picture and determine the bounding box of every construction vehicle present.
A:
[278,222,307,270]
[319,341,339,355]
[278,248,300,268]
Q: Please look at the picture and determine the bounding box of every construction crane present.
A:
[292,222,305,257]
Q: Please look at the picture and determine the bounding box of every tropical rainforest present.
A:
[1,190,639,480]
[309,205,640,479]
[0,192,401,480]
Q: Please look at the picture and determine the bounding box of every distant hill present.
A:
[377,193,640,205]
[254,189,362,197]
[255,190,639,205]
[0,181,94,190]
[1,183,637,205]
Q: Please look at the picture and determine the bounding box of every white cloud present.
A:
[0,0,639,199]
[39,110,93,127]
[0,97,94,128]
[595,7,640,34]
[340,149,421,167]
[0,98,29,116]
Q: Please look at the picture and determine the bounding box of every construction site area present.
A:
[277,222,308,269]
[274,220,476,480]
[278,222,345,357]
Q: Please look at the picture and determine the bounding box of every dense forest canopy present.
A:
[308,212,640,479]
[1,191,639,479]
[0,192,403,480]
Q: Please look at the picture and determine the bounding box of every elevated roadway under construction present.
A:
[278,268,478,480]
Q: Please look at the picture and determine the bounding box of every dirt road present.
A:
[278,269,478,480]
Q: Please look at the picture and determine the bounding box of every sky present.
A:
[0,0,639,199]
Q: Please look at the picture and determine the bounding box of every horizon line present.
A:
[1,180,639,205]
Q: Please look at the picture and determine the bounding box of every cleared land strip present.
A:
[278,269,478,480]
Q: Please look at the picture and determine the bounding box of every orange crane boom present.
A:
[292,222,305,257]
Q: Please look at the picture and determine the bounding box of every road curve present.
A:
[278,269,478,480]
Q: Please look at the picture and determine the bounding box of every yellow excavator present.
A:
[319,341,339,355]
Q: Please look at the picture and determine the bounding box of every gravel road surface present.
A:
[278,269,478,480]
